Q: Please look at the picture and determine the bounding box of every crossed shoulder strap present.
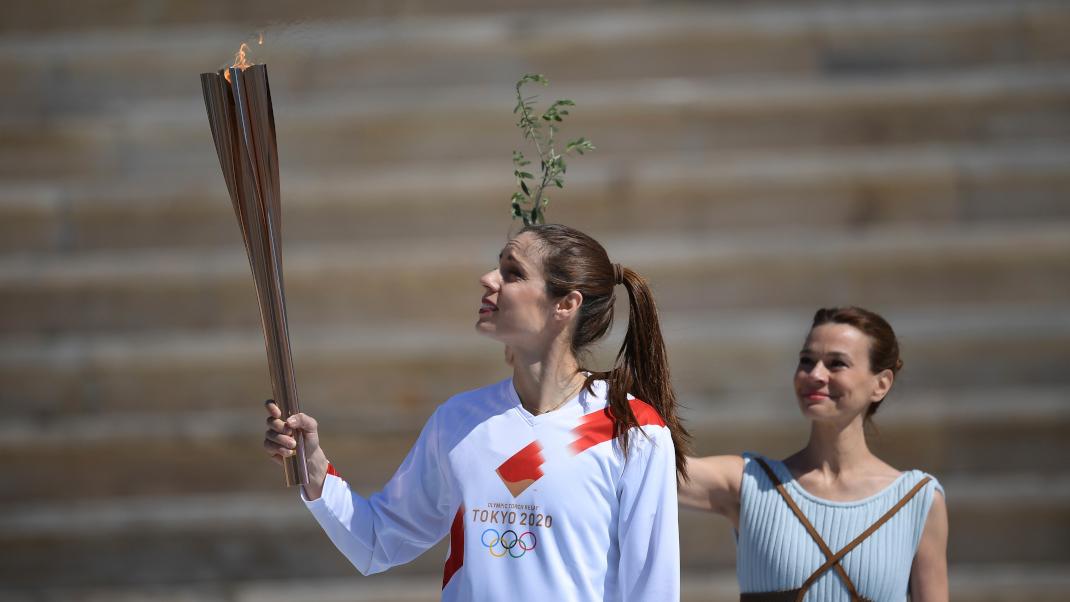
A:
[754,457,862,599]
[752,457,932,602]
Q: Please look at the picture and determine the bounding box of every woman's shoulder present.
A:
[900,468,945,497]
[874,457,943,497]
[427,378,518,432]
[737,452,783,492]
[581,380,665,428]
[626,397,668,428]
[739,451,773,475]
[446,377,538,413]
[440,377,514,408]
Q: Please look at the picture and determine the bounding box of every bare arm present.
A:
[679,455,745,528]
[910,490,949,602]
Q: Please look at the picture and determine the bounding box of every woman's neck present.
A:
[510,340,585,415]
[793,417,876,477]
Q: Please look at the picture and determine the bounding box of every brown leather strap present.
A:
[753,457,861,600]
[794,475,933,601]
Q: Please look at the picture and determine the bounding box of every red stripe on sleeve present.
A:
[570,398,666,454]
[326,463,340,478]
[442,506,465,590]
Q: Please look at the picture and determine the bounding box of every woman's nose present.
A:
[479,269,499,290]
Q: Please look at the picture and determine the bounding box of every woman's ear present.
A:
[871,368,894,402]
[554,290,583,321]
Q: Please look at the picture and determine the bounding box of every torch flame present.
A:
[223,42,255,83]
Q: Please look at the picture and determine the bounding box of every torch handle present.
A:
[283,427,309,487]
[272,360,308,487]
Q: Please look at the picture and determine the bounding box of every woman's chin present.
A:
[474,320,504,342]
[797,399,836,420]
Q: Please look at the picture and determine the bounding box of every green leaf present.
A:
[566,137,595,155]
[519,73,549,87]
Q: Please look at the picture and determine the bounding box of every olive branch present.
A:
[510,74,595,226]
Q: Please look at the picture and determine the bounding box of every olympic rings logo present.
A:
[481,528,537,558]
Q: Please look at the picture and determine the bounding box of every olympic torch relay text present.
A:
[471,502,552,559]
[470,504,554,529]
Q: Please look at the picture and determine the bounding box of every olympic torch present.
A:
[200,44,308,487]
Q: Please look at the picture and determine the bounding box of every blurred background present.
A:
[1,0,1068,600]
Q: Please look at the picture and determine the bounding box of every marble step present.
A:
[3,1,1066,118]
[2,304,1069,417]
[2,376,1067,502]
[3,567,1069,602]
[2,142,1066,254]
[0,0,644,35]
[1,223,1067,335]
[1,473,1066,588]
[2,65,1068,180]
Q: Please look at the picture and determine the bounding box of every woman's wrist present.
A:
[302,448,330,501]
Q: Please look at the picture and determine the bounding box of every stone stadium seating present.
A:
[1,1,1067,599]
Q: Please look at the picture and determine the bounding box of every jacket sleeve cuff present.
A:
[300,462,342,506]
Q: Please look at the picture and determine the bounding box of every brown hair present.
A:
[811,306,903,420]
[521,224,691,479]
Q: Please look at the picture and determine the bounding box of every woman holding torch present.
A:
[264,223,690,600]
[679,307,948,601]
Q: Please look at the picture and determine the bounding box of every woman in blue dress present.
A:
[680,306,948,602]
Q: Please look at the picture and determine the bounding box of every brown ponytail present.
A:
[603,266,692,480]
[520,224,692,479]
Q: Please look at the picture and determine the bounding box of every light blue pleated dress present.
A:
[736,452,943,601]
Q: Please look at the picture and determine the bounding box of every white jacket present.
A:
[303,378,680,601]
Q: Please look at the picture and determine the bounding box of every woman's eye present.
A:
[798,358,815,369]
[830,360,848,369]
